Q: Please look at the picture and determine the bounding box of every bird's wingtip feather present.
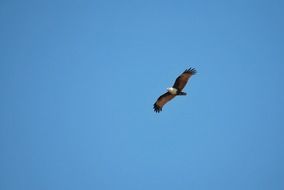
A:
[153,103,162,113]
[184,67,197,75]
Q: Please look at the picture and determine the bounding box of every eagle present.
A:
[153,68,197,113]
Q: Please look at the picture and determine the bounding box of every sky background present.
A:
[1,0,284,189]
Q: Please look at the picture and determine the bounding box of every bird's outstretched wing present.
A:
[153,92,176,113]
[173,68,196,91]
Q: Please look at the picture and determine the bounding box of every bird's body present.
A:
[153,68,196,113]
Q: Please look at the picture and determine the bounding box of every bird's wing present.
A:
[173,68,196,91]
[153,92,176,113]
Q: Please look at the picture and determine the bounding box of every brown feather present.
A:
[153,92,176,113]
[173,68,196,91]
[153,68,197,113]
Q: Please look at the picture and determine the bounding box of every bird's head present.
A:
[167,87,173,91]
[167,87,177,94]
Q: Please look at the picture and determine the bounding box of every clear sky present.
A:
[1,0,284,189]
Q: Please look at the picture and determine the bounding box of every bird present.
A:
[153,68,197,113]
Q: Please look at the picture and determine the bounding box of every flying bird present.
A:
[153,68,197,113]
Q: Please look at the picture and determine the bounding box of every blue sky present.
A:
[1,0,284,189]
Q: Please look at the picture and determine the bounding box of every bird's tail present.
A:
[178,92,187,95]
